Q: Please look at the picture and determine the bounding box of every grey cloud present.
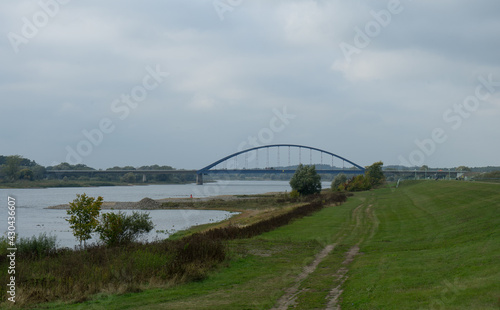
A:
[1,0,499,169]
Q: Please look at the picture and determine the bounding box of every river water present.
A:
[0,180,321,248]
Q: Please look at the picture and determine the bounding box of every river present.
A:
[0,180,325,248]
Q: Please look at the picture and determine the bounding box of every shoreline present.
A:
[0,179,204,189]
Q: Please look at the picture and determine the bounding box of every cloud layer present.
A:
[1,0,499,169]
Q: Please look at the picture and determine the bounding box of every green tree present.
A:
[19,168,34,180]
[121,172,136,183]
[32,165,46,180]
[66,194,103,247]
[331,173,347,191]
[457,166,471,172]
[3,155,22,181]
[365,161,385,186]
[97,211,154,247]
[289,164,322,196]
[345,175,371,191]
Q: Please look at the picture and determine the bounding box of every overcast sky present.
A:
[1,0,499,169]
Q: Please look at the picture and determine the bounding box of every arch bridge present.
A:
[196,144,365,185]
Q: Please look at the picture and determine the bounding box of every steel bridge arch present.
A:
[197,144,365,174]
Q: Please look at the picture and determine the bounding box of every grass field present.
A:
[27,181,500,309]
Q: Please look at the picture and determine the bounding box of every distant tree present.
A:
[73,164,94,170]
[106,166,136,171]
[32,165,46,180]
[19,158,37,167]
[48,163,94,170]
[66,194,103,247]
[457,166,471,172]
[420,165,429,171]
[139,165,159,170]
[3,155,22,181]
[156,174,172,182]
[365,161,385,186]
[331,173,347,191]
[19,168,34,180]
[289,164,322,196]
[97,211,154,247]
[121,172,136,183]
[345,175,372,191]
[138,165,174,170]
[106,166,121,171]
[47,162,72,170]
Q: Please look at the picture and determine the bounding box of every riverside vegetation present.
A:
[0,155,196,188]
[1,179,498,308]
[0,190,347,307]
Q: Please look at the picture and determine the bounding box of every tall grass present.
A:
[17,233,58,259]
[0,235,226,305]
[0,233,58,259]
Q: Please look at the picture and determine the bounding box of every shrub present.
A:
[345,175,372,191]
[0,236,11,257]
[16,233,58,259]
[97,211,155,247]
[289,189,300,199]
[331,173,347,191]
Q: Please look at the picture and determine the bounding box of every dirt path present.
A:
[325,245,360,310]
[271,243,339,310]
[272,202,378,310]
[325,204,376,309]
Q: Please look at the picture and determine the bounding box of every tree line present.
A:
[0,155,194,184]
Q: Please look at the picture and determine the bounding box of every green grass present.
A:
[16,181,500,309]
[340,181,500,309]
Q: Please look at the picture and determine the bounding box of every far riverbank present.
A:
[0,179,195,189]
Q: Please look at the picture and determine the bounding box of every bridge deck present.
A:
[45,170,197,175]
[204,169,364,175]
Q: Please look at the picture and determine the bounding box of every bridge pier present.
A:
[196,173,203,185]
[142,174,147,183]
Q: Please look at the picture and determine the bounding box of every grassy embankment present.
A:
[3,181,499,309]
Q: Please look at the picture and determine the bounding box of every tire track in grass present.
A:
[325,245,360,310]
[272,243,340,310]
[272,203,366,310]
[325,203,377,310]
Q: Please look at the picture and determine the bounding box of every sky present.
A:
[1,0,499,170]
